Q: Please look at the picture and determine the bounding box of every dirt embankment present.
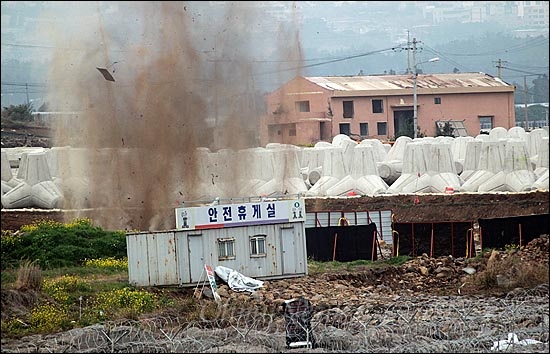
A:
[305,191,549,223]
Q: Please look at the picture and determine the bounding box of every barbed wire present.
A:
[2,284,548,353]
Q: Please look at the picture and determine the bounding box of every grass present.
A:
[307,255,411,274]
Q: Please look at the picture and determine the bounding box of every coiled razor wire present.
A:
[1,284,548,353]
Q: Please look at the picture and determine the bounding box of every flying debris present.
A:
[96,67,115,82]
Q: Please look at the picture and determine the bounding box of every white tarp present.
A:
[214,265,264,293]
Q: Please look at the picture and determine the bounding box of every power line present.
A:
[1,82,48,87]
[501,67,547,76]
[423,45,475,73]
[252,46,403,76]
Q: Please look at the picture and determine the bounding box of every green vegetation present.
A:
[1,103,34,122]
[1,218,127,270]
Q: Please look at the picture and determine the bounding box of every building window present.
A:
[295,101,310,112]
[217,238,235,260]
[250,235,266,257]
[372,99,384,113]
[343,100,354,118]
[434,97,441,104]
[339,123,351,135]
[360,122,369,136]
[479,116,493,131]
[289,123,296,136]
[377,122,387,135]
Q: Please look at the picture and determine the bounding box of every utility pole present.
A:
[406,30,411,74]
[413,37,418,138]
[494,59,507,79]
[25,83,29,105]
[412,38,439,139]
[523,75,529,131]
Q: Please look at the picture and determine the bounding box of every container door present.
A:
[281,224,297,274]
[188,233,204,283]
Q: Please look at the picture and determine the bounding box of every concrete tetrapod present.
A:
[427,142,462,193]
[460,141,506,192]
[528,128,549,169]
[534,136,549,177]
[378,135,412,185]
[304,142,332,187]
[459,139,483,182]
[386,141,432,194]
[325,143,388,196]
[256,145,307,196]
[359,138,388,163]
[305,145,348,197]
[532,136,549,191]
[1,150,13,182]
[451,136,475,175]
[237,147,275,196]
[332,134,359,176]
[1,150,24,197]
[489,126,508,142]
[478,139,536,192]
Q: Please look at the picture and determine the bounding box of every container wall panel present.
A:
[126,234,150,287]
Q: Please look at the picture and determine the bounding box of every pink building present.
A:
[260,73,516,146]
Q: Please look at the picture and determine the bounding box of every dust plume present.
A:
[44,1,304,231]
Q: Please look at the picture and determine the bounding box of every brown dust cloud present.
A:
[44,2,303,231]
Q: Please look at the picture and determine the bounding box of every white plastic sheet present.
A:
[214,265,264,293]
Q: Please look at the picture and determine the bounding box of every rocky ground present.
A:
[1,235,548,353]
[0,119,52,148]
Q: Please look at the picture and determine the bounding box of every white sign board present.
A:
[175,198,306,230]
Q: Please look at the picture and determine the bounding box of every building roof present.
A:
[304,72,514,96]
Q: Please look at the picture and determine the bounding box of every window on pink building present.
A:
[434,97,441,104]
[479,116,493,131]
[295,101,310,112]
[360,123,369,136]
[343,101,354,118]
[372,99,384,113]
[377,122,387,135]
[340,123,351,135]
